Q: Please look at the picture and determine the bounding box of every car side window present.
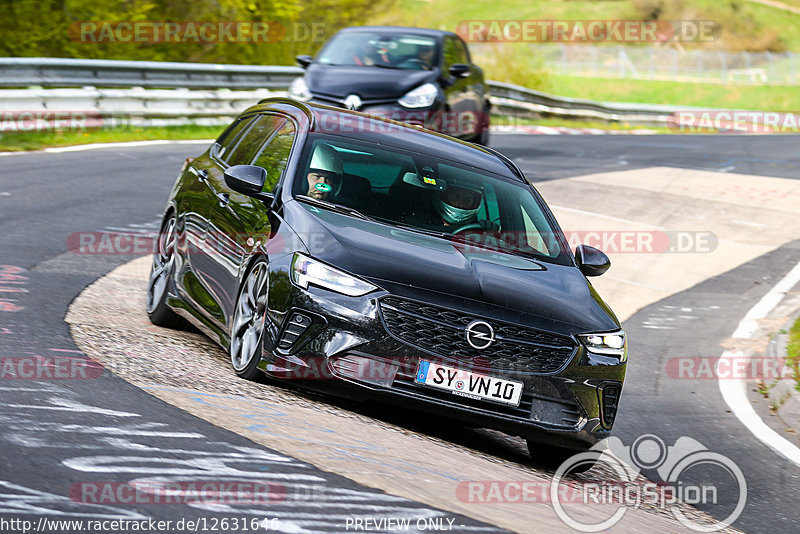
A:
[252,120,297,193]
[442,37,458,69]
[443,36,469,69]
[226,114,286,167]
[454,37,470,64]
[214,116,255,161]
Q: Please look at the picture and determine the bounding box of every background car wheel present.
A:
[229,258,268,381]
[477,124,490,146]
[471,102,490,145]
[146,213,186,329]
[526,440,597,473]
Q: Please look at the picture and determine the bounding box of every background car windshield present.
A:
[317,32,438,70]
[293,136,570,264]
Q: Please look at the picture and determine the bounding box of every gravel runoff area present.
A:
[65,256,743,533]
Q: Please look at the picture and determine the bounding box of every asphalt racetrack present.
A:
[1,134,799,533]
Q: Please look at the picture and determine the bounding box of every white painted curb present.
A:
[717,260,800,466]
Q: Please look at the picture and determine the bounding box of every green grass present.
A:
[546,75,800,110]
[372,0,628,29]
[370,0,800,52]
[788,317,800,392]
[0,124,223,152]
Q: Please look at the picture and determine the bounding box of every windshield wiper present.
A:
[296,195,372,220]
[388,221,452,239]
[372,63,402,70]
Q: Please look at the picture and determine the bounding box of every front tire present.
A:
[229,258,268,381]
[146,213,185,328]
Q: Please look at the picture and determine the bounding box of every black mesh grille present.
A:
[277,312,312,352]
[601,383,622,427]
[379,296,577,374]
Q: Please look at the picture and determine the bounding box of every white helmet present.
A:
[436,183,482,225]
[310,143,343,175]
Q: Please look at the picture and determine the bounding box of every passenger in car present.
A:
[305,144,342,200]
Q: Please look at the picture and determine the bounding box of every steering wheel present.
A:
[451,222,484,234]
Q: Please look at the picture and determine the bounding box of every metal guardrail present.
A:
[0,57,303,90]
[487,80,675,123]
[0,57,680,125]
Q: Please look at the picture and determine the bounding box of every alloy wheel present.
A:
[230,261,268,372]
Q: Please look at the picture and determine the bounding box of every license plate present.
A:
[415,360,523,406]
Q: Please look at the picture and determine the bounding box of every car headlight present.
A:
[291,253,377,297]
[398,82,438,108]
[288,77,312,101]
[578,331,627,362]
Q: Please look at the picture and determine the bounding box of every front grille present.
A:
[379,296,577,374]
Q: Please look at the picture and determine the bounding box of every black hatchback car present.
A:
[146,98,626,463]
[288,26,490,144]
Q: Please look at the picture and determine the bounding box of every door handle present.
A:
[217,192,230,207]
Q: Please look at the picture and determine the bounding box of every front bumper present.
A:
[308,95,445,131]
[260,260,626,451]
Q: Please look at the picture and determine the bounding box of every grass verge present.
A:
[0,124,223,152]
[787,317,800,392]
[547,75,800,111]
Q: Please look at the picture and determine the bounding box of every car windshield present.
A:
[292,136,571,265]
[316,31,438,71]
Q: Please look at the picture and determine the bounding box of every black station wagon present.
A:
[146,98,627,466]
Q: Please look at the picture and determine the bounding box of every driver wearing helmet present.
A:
[406,180,494,233]
[305,143,343,200]
[435,183,482,228]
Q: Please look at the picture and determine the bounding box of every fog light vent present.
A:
[329,354,398,387]
[278,312,312,351]
[601,383,622,427]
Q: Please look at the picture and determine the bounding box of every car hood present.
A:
[305,63,436,101]
[285,201,619,334]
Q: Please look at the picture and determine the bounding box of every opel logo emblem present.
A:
[466,320,494,350]
[344,94,362,111]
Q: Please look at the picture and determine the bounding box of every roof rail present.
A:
[256,97,315,126]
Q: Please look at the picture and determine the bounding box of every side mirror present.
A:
[575,244,611,277]
[224,165,267,197]
[295,55,313,68]
[449,63,471,78]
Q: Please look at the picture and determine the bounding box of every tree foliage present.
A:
[0,0,395,64]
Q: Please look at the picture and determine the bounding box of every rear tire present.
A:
[146,213,186,329]
[526,440,597,473]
